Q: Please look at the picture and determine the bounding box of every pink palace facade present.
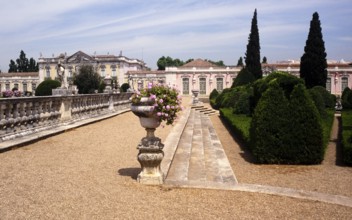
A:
[127,59,352,96]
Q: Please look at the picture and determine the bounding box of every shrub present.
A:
[209,89,219,109]
[231,68,256,87]
[250,81,291,163]
[308,88,326,118]
[233,88,252,115]
[250,71,304,114]
[342,110,352,165]
[310,86,335,108]
[288,84,324,164]
[35,79,61,96]
[220,108,251,146]
[342,87,352,109]
[120,83,130,92]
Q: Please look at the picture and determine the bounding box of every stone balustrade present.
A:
[0,93,133,142]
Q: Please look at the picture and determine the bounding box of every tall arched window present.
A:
[182,78,189,95]
[341,77,348,92]
[216,78,223,92]
[199,78,206,94]
[326,77,331,93]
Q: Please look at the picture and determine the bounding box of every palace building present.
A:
[37,50,146,89]
[127,59,352,96]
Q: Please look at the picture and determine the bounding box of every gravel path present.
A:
[0,100,351,219]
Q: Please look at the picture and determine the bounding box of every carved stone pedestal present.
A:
[137,128,164,185]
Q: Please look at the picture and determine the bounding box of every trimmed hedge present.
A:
[310,86,336,108]
[220,108,251,146]
[250,81,292,163]
[342,87,352,109]
[35,79,61,96]
[342,110,352,165]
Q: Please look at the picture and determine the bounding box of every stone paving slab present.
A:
[164,107,238,186]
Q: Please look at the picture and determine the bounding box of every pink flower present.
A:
[164,113,169,117]
[171,106,175,109]
[150,94,156,99]
[159,99,164,104]
[166,105,170,110]
[157,112,162,117]
[148,83,153,89]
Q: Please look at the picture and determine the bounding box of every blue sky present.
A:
[0,0,351,71]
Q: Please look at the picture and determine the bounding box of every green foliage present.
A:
[220,108,251,146]
[237,57,244,67]
[322,109,335,149]
[250,81,291,163]
[35,79,61,96]
[209,89,219,100]
[310,86,335,108]
[98,81,106,93]
[120,83,130,92]
[288,84,324,164]
[308,88,326,118]
[262,56,267,64]
[341,87,352,109]
[74,65,101,94]
[300,12,328,88]
[8,50,38,72]
[245,9,262,79]
[157,56,184,70]
[233,91,252,115]
[250,71,304,114]
[231,68,256,87]
[341,110,352,165]
[250,82,324,164]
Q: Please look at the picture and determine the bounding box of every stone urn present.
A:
[131,97,164,185]
[191,89,200,104]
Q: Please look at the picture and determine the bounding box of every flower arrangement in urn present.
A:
[131,83,183,125]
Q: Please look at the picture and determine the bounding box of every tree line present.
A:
[8,50,39,73]
[156,56,225,70]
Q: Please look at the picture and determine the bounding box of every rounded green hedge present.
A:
[35,79,61,96]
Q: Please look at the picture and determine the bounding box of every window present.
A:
[32,83,36,91]
[23,83,27,92]
[46,68,50,78]
[342,77,348,92]
[112,69,116,77]
[101,68,106,77]
[199,78,206,94]
[5,83,10,90]
[326,77,331,93]
[182,78,189,95]
[216,78,223,92]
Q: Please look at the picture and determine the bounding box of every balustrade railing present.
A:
[0,93,132,142]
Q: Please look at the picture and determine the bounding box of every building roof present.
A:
[180,59,217,68]
[0,72,39,77]
[127,70,165,75]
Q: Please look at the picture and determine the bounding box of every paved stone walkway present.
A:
[163,106,237,188]
[161,105,352,208]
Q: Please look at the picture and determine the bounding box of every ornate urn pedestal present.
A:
[131,98,164,185]
[191,89,200,104]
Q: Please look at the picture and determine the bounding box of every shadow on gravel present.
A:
[118,168,140,180]
[217,115,256,164]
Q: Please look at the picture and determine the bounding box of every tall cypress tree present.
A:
[300,12,327,89]
[245,9,262,79]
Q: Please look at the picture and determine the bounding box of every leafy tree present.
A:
[185,58,194,64]
[262,56,267,64]
[74,65,101,94]
[245,9,262,79]
[157,56,182,70]
[16,50,29,72]
[9,60,17,72]
[8,50,38,72]
[237,57,244,66]
[300,12,327,89]
[206,59,225,66]
[28,58,39,72]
